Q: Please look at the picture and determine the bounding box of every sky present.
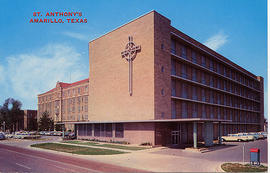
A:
[0,0,267,118]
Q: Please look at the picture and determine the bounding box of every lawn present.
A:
[62,140,98,146]
[31,143,127,155]
[62,140,148,151]
[98,144,147,151]
[221,163,267,172]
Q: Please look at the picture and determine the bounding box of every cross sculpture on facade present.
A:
[121,36,141,96]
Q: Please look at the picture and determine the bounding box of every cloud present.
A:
[204,31,228,51]
[4,43,87,109]
[0,65,5,84]
[62,31,89,41]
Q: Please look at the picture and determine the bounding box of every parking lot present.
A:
[152,139,267,163]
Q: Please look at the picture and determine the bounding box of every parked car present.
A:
[238,132,262,140]
[249,132,264,139]
[0,133,5,140]
[222,134,254,142]
[5,133,14,138]
[257,132,267,138]
[53,131,63,136]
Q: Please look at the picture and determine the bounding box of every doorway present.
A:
[171,130,180,145]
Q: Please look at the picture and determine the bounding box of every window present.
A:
[78,124,87,136]
[223,66,226,76]
[105,124,112,137]
[209,60,214,71]
[201,73,206,84]
[100,124,105,137]
[161,43,164,50]
[202,105,206,118]
[171,80,176,96]
[182,83,187,98]
[94,124,100,137]
[201,89,206,101]
[224,80,227,91]
[210,91,214,103]
[161,66,164,72]
[181,64,187,78]
[192,86,197,100]
[192,51,197,63]
[201,56,206,67]
[182,102,187,118]
[78,88,80,94]
[217,63,220,74]
[210,106,214,118]
[171,60,176,75]
[192,69,197,81]
[87,124,92,136]
[210,76,214,87]
[217,79,220,89]
[192,103,198,118]
[172,100,176,119]
[224,95,226,105]
[171,40,176,54]
[223,110,227,120]
[115,123,124,138]
[217,108,221,119]
[217,93,221,104]
[181,46,187,59]
[161,89,165,96]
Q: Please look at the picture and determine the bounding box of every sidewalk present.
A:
[1,138,224,172]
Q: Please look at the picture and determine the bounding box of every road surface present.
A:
[0,144,147,172]
[153,139,267,163]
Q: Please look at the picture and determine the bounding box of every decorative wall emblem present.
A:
[121,36,141,96]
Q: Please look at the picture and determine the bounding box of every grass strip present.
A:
[98,144,147,151]
[221,163,267,172]
[62,140,98,146]
[62,140,148,151]
[31,143,127,155]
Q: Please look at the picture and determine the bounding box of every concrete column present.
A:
[112,123,116,138]
[193,122,197,148]
[218,122,222,145]
[91,123,94,137]
[204,122,213,147]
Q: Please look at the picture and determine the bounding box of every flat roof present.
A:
[55,118,232,125]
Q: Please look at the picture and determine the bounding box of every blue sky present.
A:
[0,0,267,118]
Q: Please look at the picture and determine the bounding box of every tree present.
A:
[38,111,54,131]
[0,98,24,132]
[54,123,63,131]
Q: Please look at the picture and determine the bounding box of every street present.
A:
[153,139,268,163]
[0,144,146,172]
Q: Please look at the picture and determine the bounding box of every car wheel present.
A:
[237,139,241,142]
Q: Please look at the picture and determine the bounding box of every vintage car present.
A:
[249,132,264,139]
[222,133,254,142]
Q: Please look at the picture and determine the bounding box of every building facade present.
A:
[37,79,89,130]
[38,11,264,147]
[23,110,37,131]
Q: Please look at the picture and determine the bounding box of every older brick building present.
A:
[38,79,89,130]
[39,11,264,147]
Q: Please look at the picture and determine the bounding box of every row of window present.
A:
[62,114,88,121]
[62,85,89,98]
[171,100,260,123]
[78,123,124,138]
[38,85,89,103]
[171,39,260,91]
[171,80,260,112]
[171,60,260,102]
